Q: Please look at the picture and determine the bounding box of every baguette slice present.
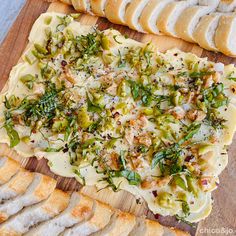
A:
[156,0,198,37]
[139,0,174,34]
[90,0,107,17]
[91,210,136,236]
[0,173,56,223]
[193,13,222,51]
[0,157,20,185]
[0,189,70,235]
[25,192,94,236]
[198,0,220,6]
[60,0,72,4]
[163,227,190,236]
[215,14,236,56]
[71,0,90,13]
[217,0,236,12]
[129,217,164,236]
[175,5,215,43]
[0,169,34,202]
[62,200,114,236]
[105,0,132,25]
[125,0,150,32]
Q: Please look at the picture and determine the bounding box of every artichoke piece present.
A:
[78,106,92,129]
[52,118,68,133]
[157,192,175,208]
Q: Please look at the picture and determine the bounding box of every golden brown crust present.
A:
[215,14,236,57]
[145,219,164,236]
[71,193,93,219]
[193,14,219,51]
[7,169,34,195]
[71,0,87,12]
[90,0,106,17]
[60,0,72,5]
[156,2,178,36]
[34,175,56,200]
[0,158,20,185]
[105,0,130,25]
[125,0,142,30]
[139,0,162,34]
[42,189,70,215]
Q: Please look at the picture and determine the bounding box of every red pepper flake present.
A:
[154,213,160,219]
[61,60,67,67]
[152,190,158,198]
[201,179,208,185]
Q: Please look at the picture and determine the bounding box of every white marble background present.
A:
[0,0,26,43]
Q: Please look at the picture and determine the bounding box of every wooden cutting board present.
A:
[0,1,236,235]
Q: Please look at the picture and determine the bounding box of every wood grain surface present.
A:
[0,1,236,235]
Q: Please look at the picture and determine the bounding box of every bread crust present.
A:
[60,0,72,4]
[193,13,221,51]
[71,0,87,12]
[215,14,236,56]
[34,175,56,200]
[125,0,149,31]
[5,169,34,196]
[105,0,131,25]
[139,0,172,34]
[42,189,70,215]
[90,0,106,17]
[0,158,20,185]
[156,2,183,36]
[175,6,215,43]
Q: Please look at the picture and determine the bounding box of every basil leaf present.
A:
[87,95,102,113]
[116,170,141,185]
[151,150,166,169]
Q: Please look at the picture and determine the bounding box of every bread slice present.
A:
[105,0,132,25]
[215,14,236,56]
[62,200,114,236]
[125,0,150,32]
[0,157,20,185]
[91,210,136,236]
[139,0,174,34]
[156,0,198,37]
[162,227,191,236]
[129,217,164,236]
[90,0,107,17]
[0,169,34,202]
[0,173,56,223]
[60,0,72,4]
[193,13,222,51]
[217,0,236,12]
[25,192,94,236]
[0,189,70,235]
[175,5,215,43]
[71,0,90,13]
[199,0,220,7]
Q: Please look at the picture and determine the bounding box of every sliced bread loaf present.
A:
[0,173,56,222]
[25,192,94,236]
[90,0,107,17]
[193,12,222,51]
[0,157,20,185]
[0,169,34,202]
[139,0,174,34]
[91,210,136,236]
[215,13,236,56]
[105,0,132,25]
[62,200,114,236]
[0,189,70,235]
[156,0,198,37]
[175,5,216,43]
